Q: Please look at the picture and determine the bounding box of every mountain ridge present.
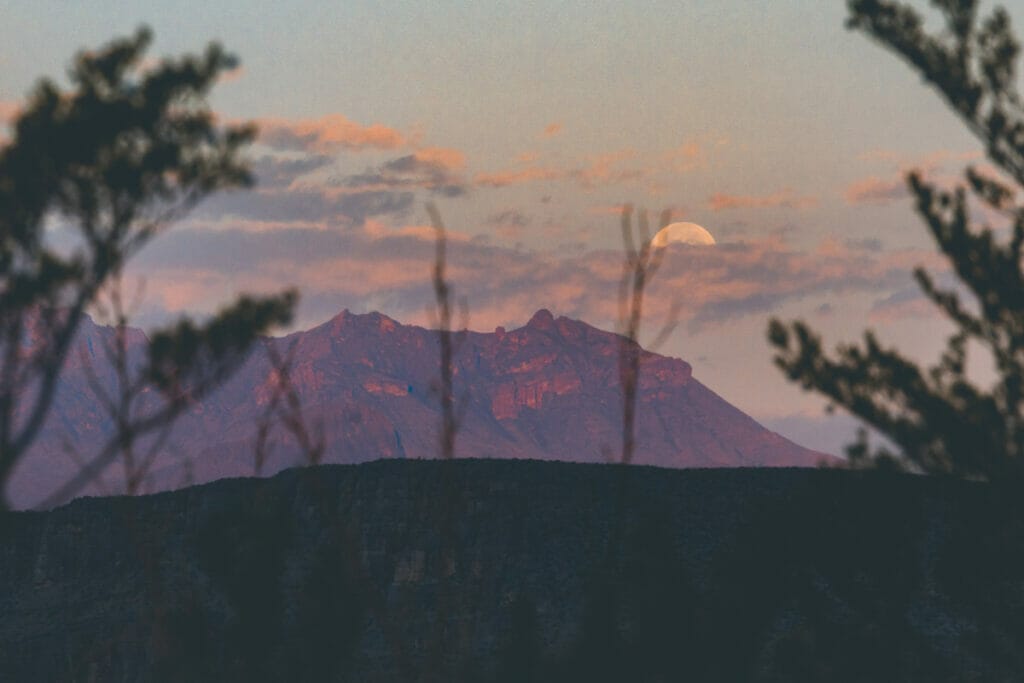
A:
[11,308,832,508]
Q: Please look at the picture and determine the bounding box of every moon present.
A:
[651,222,716,248]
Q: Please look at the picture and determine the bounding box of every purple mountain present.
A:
[10,309,832,507]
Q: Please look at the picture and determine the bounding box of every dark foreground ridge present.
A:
[1,459,1020,681]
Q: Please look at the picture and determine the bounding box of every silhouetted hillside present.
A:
[1,460,1021,681]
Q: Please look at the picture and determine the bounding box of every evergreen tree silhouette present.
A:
[769,0,1024,477]
[0,28,296,509]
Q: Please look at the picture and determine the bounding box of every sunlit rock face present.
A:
[11,309,831,507]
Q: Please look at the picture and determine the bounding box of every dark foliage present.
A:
[152,482,369,682]
[0,28,295,508]
[769,0,1024,476]
[561,502,699,683]
[11,461,1023,681]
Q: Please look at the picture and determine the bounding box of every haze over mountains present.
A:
[12,308,831,508]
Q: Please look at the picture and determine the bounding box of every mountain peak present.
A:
[527,309,555,329]
[321,308,404,337]
[14,306,833,508]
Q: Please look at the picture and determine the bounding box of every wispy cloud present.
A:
[844,237,884,252]
[466,136,715,194]
[486,209,531,239]
[708,189,817,211]
[474,148,647,190]
[363,218,472,243]
[847,148,986,205]
[587,204,687,222]
[474,166,563,188]
[573,149,642,189]
[257,114,407,153]
[486,209,530,228]
[408,146,466,171]
[587,203,632,216]
[193,185,415,229]
[251,154,335,191]
[845,175,908,205]
[0,100,18,123]
[132,219,939,338]
[857,148,980,167]
[195,141,471,228]
[867,287,936,323]
[660,141,709,174]
[218,64,245,83]
[341,147,471,198]
[542,122,563,138]
[915,149,982,168]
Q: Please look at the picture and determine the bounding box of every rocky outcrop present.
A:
[11,309,830,508]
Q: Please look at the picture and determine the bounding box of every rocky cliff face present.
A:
[11,309,829,508]
[1,460,1021,682]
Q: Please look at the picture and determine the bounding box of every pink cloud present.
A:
[587,204,687,223]
[0,100,20,144]
[363,219,471,243]
[475,149,645,190]
[474,166,563,188]
[587,203,632,216]
[0,100,19,123]
[917,149,983,169]
[857,148,901,163]
[325,147,471,198]
[848,148,987,206]
[573,149,642,189]
[472,138,713,195]
[257,114,407,153]
[219,65,245,83]
[143,268,241,313]
[845,176,908,205]
[857,148,980,169]
[485,209,531,240]
[868,289,937,323]
[186,217,332,233]
[412,146,466,171]
[660,141,707,173]
[542,122,563,138]
[297,257,439,297]
[708,189,817,211]
[132,220,940,339]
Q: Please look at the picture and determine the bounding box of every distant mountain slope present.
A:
[11,309,831,507]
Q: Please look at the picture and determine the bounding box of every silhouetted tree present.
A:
[768,0,1024,478]
[72,273,180,496]
[0,28,296,509]
[425,203,468,462]
[424,202,470,682]
[253,338,326,476]
[616,205,677,465]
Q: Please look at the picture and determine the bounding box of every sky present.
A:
[2,1,1018,456]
